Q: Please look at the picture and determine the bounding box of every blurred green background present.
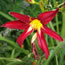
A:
[0,0,65,65]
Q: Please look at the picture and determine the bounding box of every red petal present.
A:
[37,8,59,25]
[42,25,63,41]
[31,42,40,59]
[17,26,33,48]
[1,20,29,30]
[31,33,40,59]
[9,12,35,23]
[37,30,49,59]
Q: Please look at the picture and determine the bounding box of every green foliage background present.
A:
[0,0,65,65]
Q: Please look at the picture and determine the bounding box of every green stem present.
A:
[56,55,59,65]
[56,14,59,34]
[11,49,15,58]
[50,37,54,46]
[53,0,56,5]
[61,12,65,38]
[49,22,55,31]
[45,35,48,44]
[53,22,61,27]
[0,57,22,62]
[0,11,14,21]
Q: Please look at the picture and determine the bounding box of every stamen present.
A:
[31,33,37,43]
[26,26,33,33]
[30,19,43,30]
[29,17,32,21]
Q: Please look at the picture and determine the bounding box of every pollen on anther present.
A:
[30,19,43,30]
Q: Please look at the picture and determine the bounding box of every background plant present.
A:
[0,0,65,65]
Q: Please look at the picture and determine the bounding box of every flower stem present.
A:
[61,12,65,38]
[49,22,55,31]
[56,14,59,34]
[11,49,15,58]
[53,0,56,6]
[56,55,59,65]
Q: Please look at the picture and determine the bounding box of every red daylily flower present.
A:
[0,8,63,59]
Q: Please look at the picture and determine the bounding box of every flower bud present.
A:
[32,60,37,65]
[26,0,35,4]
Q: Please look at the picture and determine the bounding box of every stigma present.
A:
[30,19,43,30]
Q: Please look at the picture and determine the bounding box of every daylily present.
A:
[0,8,63,59]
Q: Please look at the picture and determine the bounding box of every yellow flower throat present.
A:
[30,19,43,30]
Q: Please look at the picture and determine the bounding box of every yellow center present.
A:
[30,19,43,30]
